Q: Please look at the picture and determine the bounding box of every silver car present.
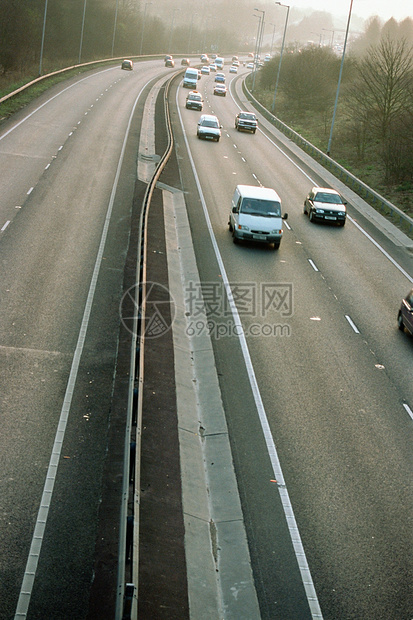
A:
[197,114,222,141]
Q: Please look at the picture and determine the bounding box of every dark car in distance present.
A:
[304,187,347,226]
[121,59,133,70]
[398,289,413,335]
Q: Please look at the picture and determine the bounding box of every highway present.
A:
[171,65,413,618]
[0,56,411,619]
[0,60,173,619]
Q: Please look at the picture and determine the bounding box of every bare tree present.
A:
[346,37,413,141]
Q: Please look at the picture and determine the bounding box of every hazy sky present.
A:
[291,0,412,22]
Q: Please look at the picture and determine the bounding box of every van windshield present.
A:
[241,199,281,217]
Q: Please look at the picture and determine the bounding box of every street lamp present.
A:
[187,12,198,54]
[168,8,180,53]
[269,22,276,56]
[111,0,119,57]
[39,0,49,75]
[322,28,335,48]
[271,2,290,113]
[327,0,354,155]
[252,8,265,92]
[139,3,152,56]
[78,0,87,64]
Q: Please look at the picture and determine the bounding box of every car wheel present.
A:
[303,203,307,215]
[309,210,316,223]
[232,231,239,244]
[273,241,280,250]
[228,220,233,232]
[339,220,346,227]
[252,129,256,134]
[216,137,220,142]
[398,311,405,331]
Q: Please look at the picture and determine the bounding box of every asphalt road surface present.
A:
[0,57,412,620]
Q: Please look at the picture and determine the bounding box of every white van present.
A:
[215,56,224,69]
[183,68,199,88]
[228,185,288,249]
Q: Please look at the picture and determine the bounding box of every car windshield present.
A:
[240,113,255,120]
[315,192,342,204]
[189,95,201,100]
[242,199,281,217]
[202,119,219,127]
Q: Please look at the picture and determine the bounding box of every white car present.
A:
[197,114,222,141]
[201,66,210,75]
[229,65,238,74]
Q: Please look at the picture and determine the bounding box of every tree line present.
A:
[0,0,245,77]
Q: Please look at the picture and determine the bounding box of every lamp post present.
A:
[39,0,49,75]
[327,0,353,155]
[140,3,152,56]
[187,12,198,54]
[111,0,119,57]
[269,22,276,56]
[78,0,87,64]
[252,8,265,92]
[322,28,335,48]
[271,2,290,113]
[168,8,180,53]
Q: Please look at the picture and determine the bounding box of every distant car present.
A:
[232,59,240,66]
[209,63,217,72]
[229,65,238,74]
[235,111,258,133]
[121,59,133,70]
[201,65,210,75]
[304,187,347,225]
[165,58,175,67]
[201,54,209,63]
[232,55,239,62]
[246,62,254,69]
[181,58,190,66]
[215,72,225,83]
[185,91,203,111]
[197,114,222,141]
[398,289,413,335]
[213,84,227,96]
[164,54,173,61]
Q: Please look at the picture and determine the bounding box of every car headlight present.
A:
[338,211,346,216]
[315,209,325,214]
[238,225,249,231]
[271,229,283,234]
